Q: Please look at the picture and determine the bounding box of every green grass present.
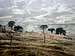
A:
[49,40,64,45]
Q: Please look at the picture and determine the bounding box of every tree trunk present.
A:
[9,31,14,55]
[51,31,53,34]
[11,27,13,30]
[43,29,46,43]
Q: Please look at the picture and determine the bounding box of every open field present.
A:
[0,32,75,56]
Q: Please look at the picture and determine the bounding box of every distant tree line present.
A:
[0,21,66,35]
[0,21,72,43]
[40,25,66,36]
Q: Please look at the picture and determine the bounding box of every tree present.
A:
[14,25,23,32]
[56,27,66,35]
[40,25,48,43]
[2,25,6,33]
[0,24,2,27]
[48,28,55,34]
[56,27,63,35]
[0,25,6,33]
[8,21,15,52]
[62,30,66,36]
[8,21,15,30]
[0,24,2,32]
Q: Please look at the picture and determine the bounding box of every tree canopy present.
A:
[14,25,23,32]
[8,21,15,28]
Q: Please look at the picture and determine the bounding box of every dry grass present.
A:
[0,32,75,56]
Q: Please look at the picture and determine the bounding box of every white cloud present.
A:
[12,9,24,14]
[0,16,13,19]
[0,0,75,32]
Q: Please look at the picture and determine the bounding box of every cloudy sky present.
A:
[0,0,75,32]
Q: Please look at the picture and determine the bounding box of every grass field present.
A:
[0,32,75,56]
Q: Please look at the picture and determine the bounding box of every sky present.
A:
[0,0,75,32]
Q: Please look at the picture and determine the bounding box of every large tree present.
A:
[14,25,23,32]
[56,27,63,35]
[8,21,15,30]
[48,28,55,34]
[8,21,15,51]
[56,27,66,35]
[40,25,48,43]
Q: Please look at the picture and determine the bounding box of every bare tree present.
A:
[40,25,48,43]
